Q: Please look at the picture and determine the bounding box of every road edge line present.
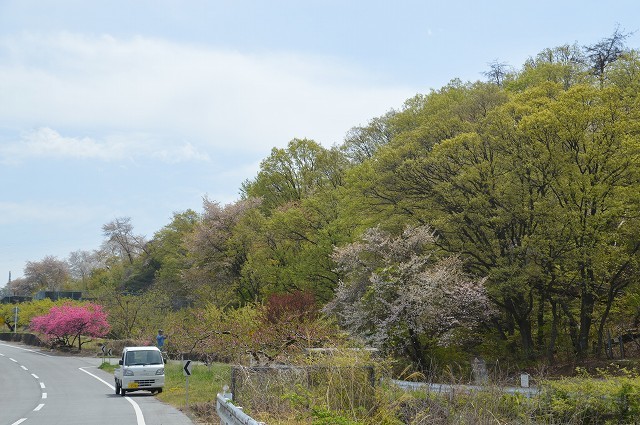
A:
[79,367,146,425]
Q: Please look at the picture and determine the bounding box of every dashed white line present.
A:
[11,419,27,425]
[34,403,45,411]
[42,392,47,399]
[31,373,39,379]
[9,358,17,362]
[20,365,28,370]
[39,382,46,389]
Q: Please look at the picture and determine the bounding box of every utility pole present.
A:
[14,306,19,334]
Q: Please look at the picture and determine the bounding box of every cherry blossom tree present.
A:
[325,225,494,370]
[30,302,110,350]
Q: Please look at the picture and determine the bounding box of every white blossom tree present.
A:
[23,255,70,293]
[325,225,494,369]
[101,217,147,264]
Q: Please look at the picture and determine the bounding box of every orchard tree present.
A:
[325,225,493,370]
[31,302,110,350]
[98,289,170,340]
[166,294,341,366]
[249,291,340,364]
[0,299,56,332]
[165,304,260,364]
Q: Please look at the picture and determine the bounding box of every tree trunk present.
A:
[407,327,428,372]
[578,282,595,357]
[546,299,559,363]
[537,291,545,347]
[596,287,617,357]
[517,316,535,358]
[560,300,579,353]
[505,293,535,358]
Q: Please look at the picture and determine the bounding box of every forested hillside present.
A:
[5,31,640,371]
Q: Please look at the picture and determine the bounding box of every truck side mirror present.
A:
[119,359,123,365]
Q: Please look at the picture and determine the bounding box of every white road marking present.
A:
[0,353,4,356]
[10,358,17,362]
[42,393,47,399]
[0,343,53,357]
[34,403,45,411]
[40,382,46,389]
[11,419,27,425]
[79,367,146,425]
[31,373,39,379]
[21,365,28,370]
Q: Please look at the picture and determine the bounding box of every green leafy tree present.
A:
[341,112,396,164]
[342,59,640,360]
[148,210,199,304]
[240,190,345,302]
[241,138,349,213]
[98,289,170,340]
[0,299,56,332]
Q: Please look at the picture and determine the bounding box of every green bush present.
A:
[538,368,640,424]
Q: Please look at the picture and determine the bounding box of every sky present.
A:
[1,0,639,282]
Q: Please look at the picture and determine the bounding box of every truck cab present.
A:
[114,346,165,396]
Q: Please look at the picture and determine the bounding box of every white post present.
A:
[13,306,18,334]
[185,375,189,410]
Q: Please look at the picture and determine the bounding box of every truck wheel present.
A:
[121,388,126,397]
[115,381,121,395]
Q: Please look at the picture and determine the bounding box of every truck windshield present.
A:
[125,350,163,366]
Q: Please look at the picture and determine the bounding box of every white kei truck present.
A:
[114,346,165,396]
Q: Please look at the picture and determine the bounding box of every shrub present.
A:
[30,302,110,350]
[538,367,640,424]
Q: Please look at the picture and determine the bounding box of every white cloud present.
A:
[0,32,414,154]
[1,127,127,161]
[0,127,211,164]
[152,142,211,163]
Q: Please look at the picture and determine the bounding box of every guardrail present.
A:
[390,379,540,398]
[216,392,266,425]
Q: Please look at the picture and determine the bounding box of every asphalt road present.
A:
[0,342,195,425]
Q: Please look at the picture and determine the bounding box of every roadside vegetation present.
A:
[3,29,640,424]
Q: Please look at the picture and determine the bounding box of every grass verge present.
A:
[100,360,232,423]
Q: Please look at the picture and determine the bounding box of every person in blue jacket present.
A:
[156,329,167,350]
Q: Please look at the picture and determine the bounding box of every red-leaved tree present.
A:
[31,302,110,350]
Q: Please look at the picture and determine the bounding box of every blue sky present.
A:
[1,0,639,282]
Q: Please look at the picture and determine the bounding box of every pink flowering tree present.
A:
[31,302,110,350]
